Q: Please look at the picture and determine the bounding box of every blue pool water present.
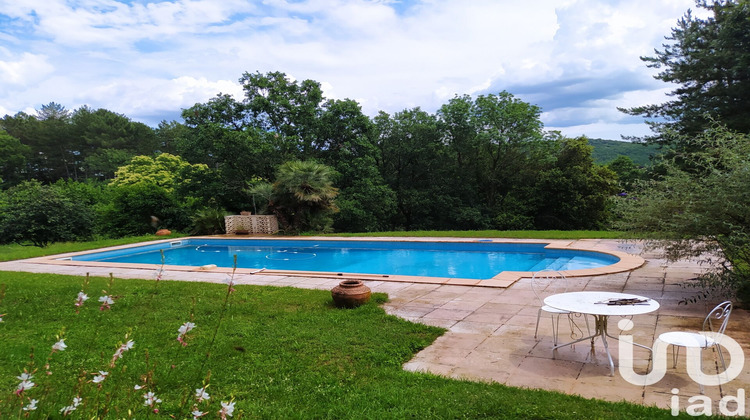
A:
[69,239,619,280]
[72,239,619,279]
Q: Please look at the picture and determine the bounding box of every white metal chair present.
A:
[658,301,732,394]
[531,270,588,345]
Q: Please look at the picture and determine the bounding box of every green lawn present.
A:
[0,233,184,262]
[0,271,697,419]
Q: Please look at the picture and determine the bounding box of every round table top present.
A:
[544,291,659,316]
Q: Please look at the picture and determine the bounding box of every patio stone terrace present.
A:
[1,238,748,414]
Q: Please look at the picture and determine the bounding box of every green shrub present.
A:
[190,208,229,235]
[99,183,189,237]
[0,181,94,247]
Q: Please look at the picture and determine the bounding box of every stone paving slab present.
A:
[1,238,748,413]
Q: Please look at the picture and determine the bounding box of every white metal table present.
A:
[543,291,659,376]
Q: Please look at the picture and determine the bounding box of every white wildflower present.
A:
[110,339,135,366]
[16,380,34,393]
[195,387,210,402]
[177,322,196,346]
[52,339,67,352]
[16,373,34,394]
[16,372,33,381]
[60,396,82,415]
[178,322,195,335]
[23,399,38,411]
[219,401,236,418]
[143,391,162,407]
[92,371,108,383]
[134,384,144,390]
[75,291,89,307]
[192,409,207,419]
[98,294,114,308]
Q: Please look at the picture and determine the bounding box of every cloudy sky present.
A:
[1,0,701,139]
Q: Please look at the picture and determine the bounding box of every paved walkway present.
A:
[1,238,748,413]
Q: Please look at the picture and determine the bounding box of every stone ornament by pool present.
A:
[39,237,645,287]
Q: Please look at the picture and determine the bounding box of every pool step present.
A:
[530,257,572,272]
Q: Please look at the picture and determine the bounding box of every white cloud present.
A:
[0,0,701,138]
[615,86,675,109]
[3,0,253,47]
[81,76,244,115]
[0,51,54,87]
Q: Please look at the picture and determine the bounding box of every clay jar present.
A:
[331,280,371,308]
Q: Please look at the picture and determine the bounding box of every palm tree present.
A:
[271,160,338,232]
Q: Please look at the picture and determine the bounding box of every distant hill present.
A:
[587,138,662,166]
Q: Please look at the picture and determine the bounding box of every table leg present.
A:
[597,315,615,376]
[604,328,653,354]
[552,314,654,377]
[553,315,616,376]
[552,333,601,351]
[552,315,605,359]
[599,315,654,376]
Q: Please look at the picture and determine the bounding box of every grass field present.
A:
[0,233,184,262]
[0,271,695,419]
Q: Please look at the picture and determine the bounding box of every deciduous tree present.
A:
[616,124,750,304]
[110,153,208,192]
[240,71,324,160]
[375,108,451,230]
[317,99,395,232]
[531,137,618,229]
[0,130,30,187]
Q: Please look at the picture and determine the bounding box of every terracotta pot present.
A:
[331,280,371,308]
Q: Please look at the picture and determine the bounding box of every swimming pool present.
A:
[66,238,622,281]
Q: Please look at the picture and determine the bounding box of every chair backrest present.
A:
[531,270,567,305]
[702,301,732,337]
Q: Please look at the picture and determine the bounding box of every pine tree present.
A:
[620,0,750,146]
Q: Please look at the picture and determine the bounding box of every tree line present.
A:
[0,72,620,242]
